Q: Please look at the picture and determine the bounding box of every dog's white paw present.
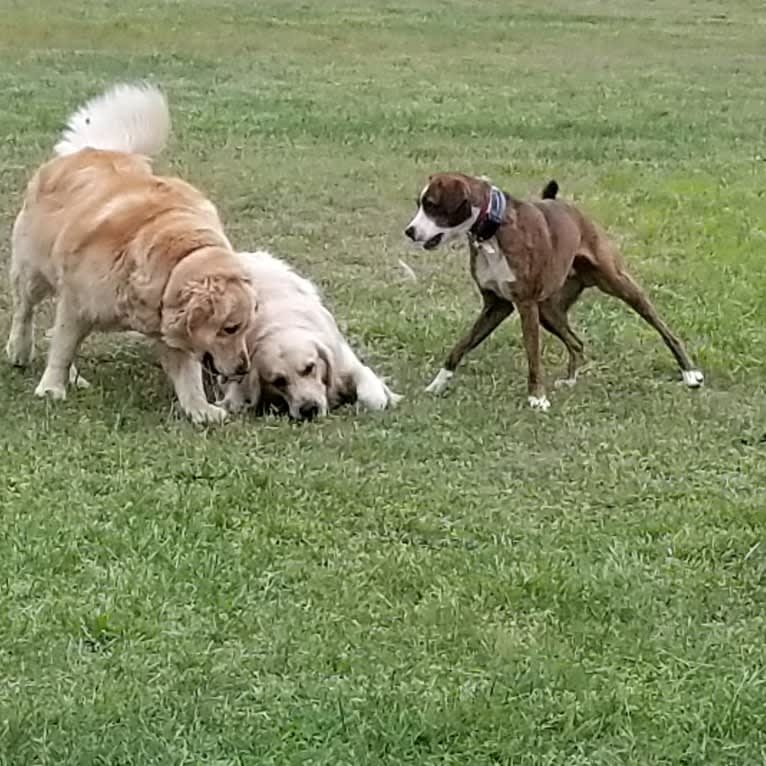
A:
[554,376,577,389]
[6,337,33,367]
[35,379,67,400]
[682,369,704,388]
[425,368,453,394]
[356,367,402,411]
[69,366,91,389]
[528,395,550,411]
[358,381,391,411]
[188,402,228,425]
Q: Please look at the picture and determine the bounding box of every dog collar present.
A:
[470,185,507,241]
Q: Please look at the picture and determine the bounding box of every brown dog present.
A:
[404,174,703,409]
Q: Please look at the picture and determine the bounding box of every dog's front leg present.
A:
[334,341,402,411]
[157,345,227,424]
[426,292,514,394]
[517,300,549,411]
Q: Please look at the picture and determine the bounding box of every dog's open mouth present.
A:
[218,372,247,384]
[202,353,218,376]
[423,234,443,250]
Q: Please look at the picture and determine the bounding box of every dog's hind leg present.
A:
[35,293,91,400]
[540,299,585,387]
[5,215,53,367]
[6,269,50,367]
[426,291,514,394]
[593,266,703,387]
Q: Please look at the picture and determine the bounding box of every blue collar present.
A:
[470,185,507,241]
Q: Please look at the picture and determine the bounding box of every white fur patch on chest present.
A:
[473,239,516,301]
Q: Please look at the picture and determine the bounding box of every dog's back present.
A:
[536,179,622,272]
[236,250,322,306]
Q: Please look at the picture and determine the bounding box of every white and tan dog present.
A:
[5,82,258,423]
[218,250,401,420]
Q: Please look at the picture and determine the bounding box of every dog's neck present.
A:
[469,181,508,242]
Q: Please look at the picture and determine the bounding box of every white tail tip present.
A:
[54,81,170,158]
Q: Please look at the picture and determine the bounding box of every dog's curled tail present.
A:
[54,82,170,158]
[541,179,559,199]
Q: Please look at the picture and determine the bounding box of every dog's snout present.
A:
[298,402,320,420]
[404,225,416,241]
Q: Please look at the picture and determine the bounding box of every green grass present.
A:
[1,1,766,763]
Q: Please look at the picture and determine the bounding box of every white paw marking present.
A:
[425,368,453,394]
[189,403,228,425]
[355,367,396,411]
[528,395,550,411]
[387,390,403,407]
[358,384,389,411]
[682,369,704,388]
[35,381,67,400]
[6,339,32,367]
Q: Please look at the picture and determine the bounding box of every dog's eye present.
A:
[222,324,240,336]
[302,362,315,377]
[272,376,287,389]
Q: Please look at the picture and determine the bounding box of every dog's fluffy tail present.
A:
[541,179,559,199]
[54,82,170,158]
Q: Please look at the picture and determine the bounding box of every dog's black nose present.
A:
[235,358,249,376]
[299,402,319,420]
[404,225,416,240]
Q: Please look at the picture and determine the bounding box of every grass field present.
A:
[1,1,766,763]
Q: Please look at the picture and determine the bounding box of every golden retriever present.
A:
[217,250,401,420]
[5,82,257,423]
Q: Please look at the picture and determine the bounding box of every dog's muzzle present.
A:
[204,353,250,383]
[404,226,443,250]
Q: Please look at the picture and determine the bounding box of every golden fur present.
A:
[5,83,257,423]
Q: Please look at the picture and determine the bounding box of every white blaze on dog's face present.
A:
[404,174,479,250]
[255,329,333,420]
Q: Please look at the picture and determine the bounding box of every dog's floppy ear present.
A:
[161,283,214,341]
[449,176,473,220]
[183,290,215,335]
[315,340,335,387]
[316,339,351,408]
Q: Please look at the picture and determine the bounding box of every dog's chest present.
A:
[471,238,516,301]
